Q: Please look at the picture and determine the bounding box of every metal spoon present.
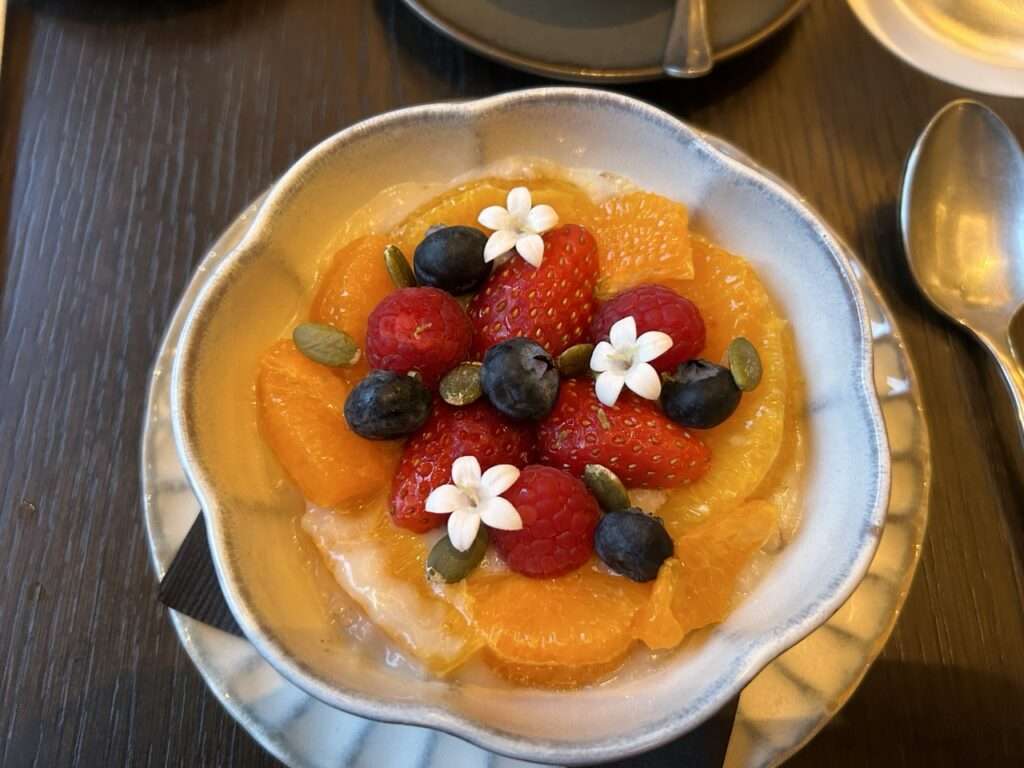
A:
[900,99,1024,442]
[663,0,713,78]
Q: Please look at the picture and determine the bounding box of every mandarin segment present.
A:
[589,191,694,297]
[302,495,483,675]
[632,557,685,650]
[257,341,401,507]
[311,234,395,380]
[658,236,787,532]
[460,565,650,670]
[671,500,777,635]
[389,178,601,260]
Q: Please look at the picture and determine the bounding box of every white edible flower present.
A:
[477,186,559,268]
[590,316,673,407]
[425,455,523,552]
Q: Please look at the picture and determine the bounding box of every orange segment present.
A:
[672,501,777,635]
[658,236,788,533]
[632,558,685,650]
[257,341,401,507]
[457,564,650,685]
[311,234,394,380]
[388,178,601,260]
[302,494,482,674]
[589,191,694,298]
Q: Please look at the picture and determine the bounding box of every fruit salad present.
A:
[256,167,805,688]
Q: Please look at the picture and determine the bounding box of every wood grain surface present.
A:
[1,1,1023,765]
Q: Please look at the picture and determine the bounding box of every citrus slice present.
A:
[302,494,482,675]
[457,564,650,686]
[257,341,401,507]
[672,500,778,635]
[311,234,394,380]
[588,191,694,298]
[658,236,788,533]
[388,177,601,260]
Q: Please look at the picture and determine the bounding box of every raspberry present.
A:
[491,465,599,578]
[536,379,711,488]
[468,224,598,358]
[366,287,472,387]
[590,284,705,372]
[390,401,534,532]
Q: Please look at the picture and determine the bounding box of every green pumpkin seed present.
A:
[384,244,416,289]
[292,323,360,367]
[583,464,631,513]
[426,529,489,583]
[440,362,483,406]
[556,343,595,378]
[726,337,762,391]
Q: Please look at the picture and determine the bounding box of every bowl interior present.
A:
[172,89,887,763]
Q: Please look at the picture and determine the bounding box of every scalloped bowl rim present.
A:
[169,88,890,765]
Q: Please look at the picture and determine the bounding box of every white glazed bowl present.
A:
[170,88,890,765]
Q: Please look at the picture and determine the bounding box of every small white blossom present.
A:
[590,316,673,407]
[477,186,559,268]
[425,456,522,552]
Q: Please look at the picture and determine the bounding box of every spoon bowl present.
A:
[901,99,1024,439]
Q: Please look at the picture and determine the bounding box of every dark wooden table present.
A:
[2,1,1023,765]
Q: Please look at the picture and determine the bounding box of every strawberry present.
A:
[536,379,711,488]
[366,287,473,387]
[590,284,705,373]
[390,401,534,532]
[491,465,600,578]
[468,224,598,358]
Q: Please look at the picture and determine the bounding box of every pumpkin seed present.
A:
[583,464,631,513]
[384,244,416,289]
[440,362,483,406]
[292,323,360,367]
[556,343,595,378]
[426,529,489,583]
[726,337,762,391]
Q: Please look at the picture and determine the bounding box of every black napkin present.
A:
[158,514,738,767]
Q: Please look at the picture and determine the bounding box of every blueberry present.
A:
[660,359,741,429]
[594,509,674,582]
[481,338,559,421]
[344,370,432,439]
[414,226,492,294]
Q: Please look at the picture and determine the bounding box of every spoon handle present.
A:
[663,0,713,78]
[981,332,1024,445]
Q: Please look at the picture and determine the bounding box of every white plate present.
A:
[141,133,929,768]
[849,0,1024,98]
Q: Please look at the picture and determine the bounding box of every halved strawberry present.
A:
[390,401,534,532]
[536,379,711,488]
[468,224,598,358]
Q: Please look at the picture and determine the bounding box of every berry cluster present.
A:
[295,187,760,584]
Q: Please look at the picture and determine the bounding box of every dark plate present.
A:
[402,0,808,82]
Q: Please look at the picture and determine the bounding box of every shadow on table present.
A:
[380,0,794,110]
[15,0,226,22]
[793,660,1024,766]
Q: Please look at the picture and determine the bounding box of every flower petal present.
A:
[448,509,481,552]
[609,316,637,349]
[451,455,481,488]
[480,464,520,497]
[625,362,662,400]
[426,485,469,515]
[595,371,626,407]
[515,233,545,268]
[479,497,523,531]
[478,205,513,232]
[635,331,673,363]
[484,229,519,262]
[590,341,616,373]
[526,204,558,234]
[506,186,532,220]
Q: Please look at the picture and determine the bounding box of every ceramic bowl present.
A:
[170,87,890,765]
